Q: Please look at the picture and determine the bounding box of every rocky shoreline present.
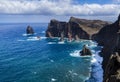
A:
[46,17,110,40]
[46,15,120,82]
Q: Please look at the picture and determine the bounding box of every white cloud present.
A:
[0,0,119,16]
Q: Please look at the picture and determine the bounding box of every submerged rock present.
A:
[26,25,34,34]
[103,52,120,82]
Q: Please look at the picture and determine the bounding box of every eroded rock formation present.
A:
[46,17,109,40]
[26,25,34,34]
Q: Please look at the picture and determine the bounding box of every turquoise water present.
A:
[0,23,103,82]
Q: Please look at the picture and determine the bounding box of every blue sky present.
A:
[0,0,120,23]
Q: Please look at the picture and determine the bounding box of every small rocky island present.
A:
[26,25,34,34]
[46,14,120,82]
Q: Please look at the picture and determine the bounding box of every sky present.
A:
[0,0,120,23]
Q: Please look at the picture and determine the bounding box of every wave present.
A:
[18,37,47,42]
[17,40,25,42]
[22,33,37,36]
[86,51,103,82]
[70,48,103,82]
[51,78,57,82]
[70,50,96,57]
[47,41,65,44]
[47,42,57,44]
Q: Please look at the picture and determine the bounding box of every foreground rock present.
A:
[94,14,120,70]
[103,52,120,82]
[46,17,109,40]
[26,25,34,34]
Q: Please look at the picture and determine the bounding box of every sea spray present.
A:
[86,51,103,82]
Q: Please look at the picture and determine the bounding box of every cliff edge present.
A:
[46,17,109,40]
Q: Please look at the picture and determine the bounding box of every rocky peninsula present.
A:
[46,15,120,82]
[46,17,110,40]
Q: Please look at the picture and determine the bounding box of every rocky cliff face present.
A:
[46,17,109,40]
[103,52,120,82]
[46,19,68,38]
[94,15,120,70]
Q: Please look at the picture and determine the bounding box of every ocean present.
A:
[0,23,103,82]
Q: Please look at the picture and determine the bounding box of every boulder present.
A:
[80,45,92,56]
[26,25,34,34]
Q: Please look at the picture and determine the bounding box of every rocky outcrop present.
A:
[46,17,109,40]
[46,19,68,38]
[26,25,34,34]
[94,14,120,70]
[80,45,92,56]
[103,52,120,82]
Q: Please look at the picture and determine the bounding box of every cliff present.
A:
[45,15,120,81]
[94,14,120,70]
[46,17,109,40]
[103,52,120,82]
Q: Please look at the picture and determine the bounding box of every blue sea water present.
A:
[0,23,103,82]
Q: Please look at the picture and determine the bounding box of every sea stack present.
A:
[26,25,34,34]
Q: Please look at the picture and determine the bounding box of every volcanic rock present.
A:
[46,17,109,40]
[26,25,34,34]
[94,14,120,70]
[103,52,120,82]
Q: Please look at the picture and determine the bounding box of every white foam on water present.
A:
[22,33,36,36]
[70,50,80,57]
[91,57,97,63]
[51,78,57,82]
[50,60,54,62]
[58,41,65,44]
[69,50,93,58]
[27,37,40,41]
[47,42,56,44]
[73,72,78,76]
[86,42,97,48]
[40,37,47,39]
[68,70,73,73]
[91,50,95,53]
[17,40,25,42]
[47,41,65,44]
[22,33,29,36]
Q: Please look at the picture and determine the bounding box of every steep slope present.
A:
[94,14,120,70]
[46,17,110,40]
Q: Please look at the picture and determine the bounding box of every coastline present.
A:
[45,14,120,82]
